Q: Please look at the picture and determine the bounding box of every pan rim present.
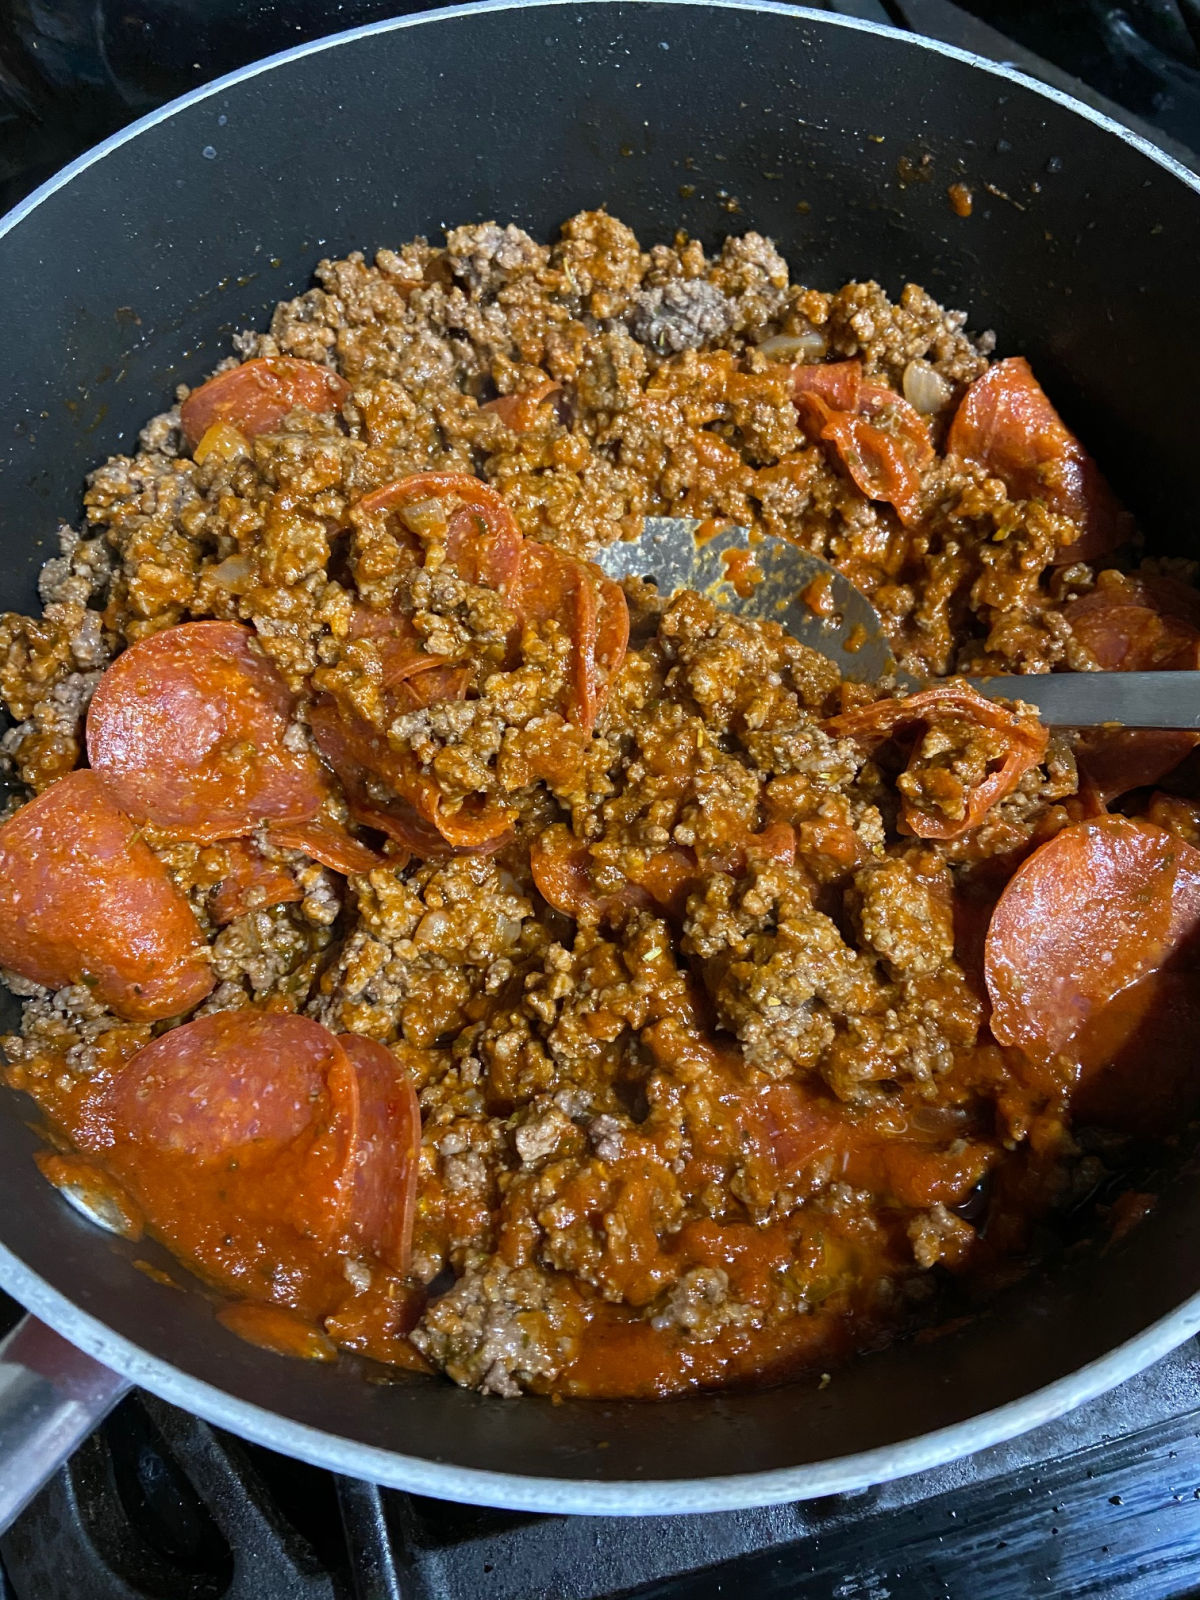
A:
[3,0,1200,1513]
[5,1228,1200,1513]
[1,0,1198,249]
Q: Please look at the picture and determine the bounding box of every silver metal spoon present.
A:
[595,518,1200,730]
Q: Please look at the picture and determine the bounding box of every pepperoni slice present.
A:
[267,817,383,877]
[87,622,328,841]
[517,541,629,733]
[101,1011,350,1163]
[827,683,1047,840]
[794,372,933,527]
[308,700,512,857]
[984,815,1200,1065]
[355,473,523,594]
[0,770,213,1020]
[91,1014,422,1295]
[209,839,302,925]
[790,359,863,415]
[393,663,473,714]
[338,1035,421,1272]
[346,604,459,692]
[1064,575,1200,671]
[88,1012,361,1303]
[530,825,653,921]
[480,377,561,433]
[347,800,437,857]
[1074,728,1200,806]
[946,356,1131,563]
[745,1080,988,1209]
[180,358,350,450]
[531,823,780,924]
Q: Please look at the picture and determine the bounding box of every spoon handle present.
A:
[967,671,1200,729]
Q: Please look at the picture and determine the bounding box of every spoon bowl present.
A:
[596,520,1200,730]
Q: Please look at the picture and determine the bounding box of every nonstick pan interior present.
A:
[0,0,1199,1513]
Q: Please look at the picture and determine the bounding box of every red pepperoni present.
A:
[792,363,933,526]
[827,683,1047,840]
[346,604,458,692]
[790,360,863,414]
[338,1035,421,1272]
[984,815,1200,1065]
[480,378,561,433]
[355,473,523,595]
[393,663,473,714]
[87,1012,362,1302]
[266,817,383,877]
[517,540,629,733]
[180,357,349,450]
[946,357,1131,563]
[88,1013,422,1301]
[87,622,328,841]
[530,822,786,925]
[101,1011,349,1163]
[1074,728,1200,806]
[530,825,653,921]
[209,839,302,925]
[747,1081,988,1209]
[308,700,512,857]
[0,770,213,1021]
[1064,575,1200,672]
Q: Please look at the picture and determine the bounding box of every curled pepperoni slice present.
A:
[308,700,512,857]
[345,604,460,693]
[394,663,473,714]
[827,683,1047,840]
[356,473,523,594]
[947,357,1132,563]
[984,815,1200,1066]
[0,770,213,1020]
[480,377,561,433]
[790,359,863,414]
[87,622,328,841]
[267,817,383,877]
[531,822,787,925]
[180,357,350,451]
[745,1080,989,1210]
[208,839,302,925]
[793,365,933,526]
[517,541,629,733]
[530,825,653,921]
[338,1035,420,1272]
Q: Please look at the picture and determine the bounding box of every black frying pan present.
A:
[0,0,1198,1519]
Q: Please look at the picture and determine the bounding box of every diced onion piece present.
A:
[193,421,250,465]
[902,360,952,415]
[208,553,255,594]
[397,498,448,536]
[758,329,827,361]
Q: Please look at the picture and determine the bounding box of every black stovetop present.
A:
[6,1264,1200,1600]
[3,3,1200,1596]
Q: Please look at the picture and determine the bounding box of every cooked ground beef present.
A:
[0,210,1188,1402]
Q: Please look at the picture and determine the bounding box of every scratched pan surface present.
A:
[1,0,1200,1514]
[598,517,901,681]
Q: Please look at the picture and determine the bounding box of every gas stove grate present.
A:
[6,1338,1200,1600]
